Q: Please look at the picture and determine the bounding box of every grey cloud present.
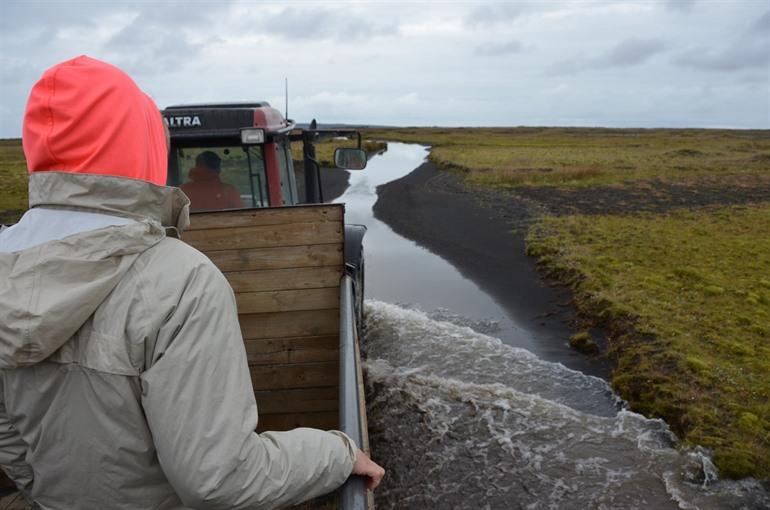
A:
[546,59,583,77]
[102,2,231,74]
[474,40,524,57]
[244,6,395,41]
[739,72,770,85]
[0,1,121,56]
[547,38,667,76]
[0,0,220,31]
[0,1,115,33]
[0,57,38,87]
[0,1,228,76]
[105,20,206,75]
[1,0,769,135]
[753,9,770,34]
[465,2,529,27]
[676,10,770,73]
[664,0,697,13]
[596,39,668,68]
[130,1,225,25]
[676,39,770,72]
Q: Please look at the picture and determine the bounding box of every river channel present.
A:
[335,143,768,509]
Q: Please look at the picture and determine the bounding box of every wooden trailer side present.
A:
[184,204,344,432]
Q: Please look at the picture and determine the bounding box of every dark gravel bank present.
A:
[372,161,611,377]
[294,165,350,203]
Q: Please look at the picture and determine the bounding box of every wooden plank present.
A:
[240,309,339,340]
[250,361,338,391]
[244,335,338,365]
[188,205,343,231]
[254,387,338,414]
[205,244,343,273]
[236,288,339,314]
[257,411,338,432]
[225,266,342,294]
[184,222,343,252]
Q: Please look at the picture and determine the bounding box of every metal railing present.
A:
[338,275,367,510]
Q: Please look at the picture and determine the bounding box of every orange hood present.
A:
[22,55,167,186]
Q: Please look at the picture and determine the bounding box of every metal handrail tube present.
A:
[338,275,367,510]
[272,119,297,136]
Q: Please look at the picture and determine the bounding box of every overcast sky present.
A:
[1,0,768,136]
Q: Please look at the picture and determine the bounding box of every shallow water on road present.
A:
[335,143,768,509]
[337,143,541,356]
[363,301,767,509]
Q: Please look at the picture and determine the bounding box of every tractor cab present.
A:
[162,102,366,212]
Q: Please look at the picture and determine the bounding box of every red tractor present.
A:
[163,102,368,330]
[162,102,372,509]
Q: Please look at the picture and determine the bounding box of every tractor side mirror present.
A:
[333,148,367,170]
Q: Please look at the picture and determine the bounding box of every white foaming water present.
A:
[365,300,620,417]
[363,300,769,510]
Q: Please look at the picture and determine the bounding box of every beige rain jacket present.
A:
[0,172,356,510]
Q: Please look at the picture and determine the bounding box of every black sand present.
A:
[515,176,770,216]
[373,162,612,377]
[293,165,350,203]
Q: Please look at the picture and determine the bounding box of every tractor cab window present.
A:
[169,145,268,211]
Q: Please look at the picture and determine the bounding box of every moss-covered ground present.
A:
[0,139,29,224]
[364,127,770,188]
[527,206,770,479]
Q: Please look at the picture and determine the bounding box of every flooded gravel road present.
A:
[336,143,768,509]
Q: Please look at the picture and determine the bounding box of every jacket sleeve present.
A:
[0,379,34,498]
[140,260,355,510]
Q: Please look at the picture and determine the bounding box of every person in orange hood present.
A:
[0,56,383,510]
[22,56,167,185]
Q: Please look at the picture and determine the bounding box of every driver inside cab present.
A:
[180,151,244,211]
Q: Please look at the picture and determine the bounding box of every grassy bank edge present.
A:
[525,208,770,481]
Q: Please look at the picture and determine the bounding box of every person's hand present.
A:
[352,449,385,490]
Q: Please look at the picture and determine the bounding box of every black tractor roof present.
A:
[162,101,291,140]
[164,101,271,110]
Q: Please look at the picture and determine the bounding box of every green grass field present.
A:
[0,140,29,224]
[364,127,770,188]
[528,206,770,478]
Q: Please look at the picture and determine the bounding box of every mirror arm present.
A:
[317,158,324,203]
[302,123,324,204]
[308,156,324,203]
